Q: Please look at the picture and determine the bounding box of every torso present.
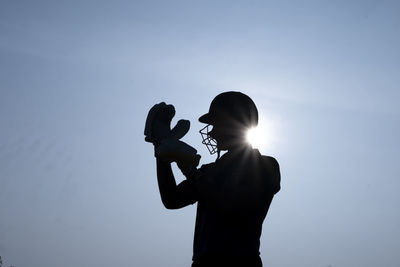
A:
[191,148,280,261]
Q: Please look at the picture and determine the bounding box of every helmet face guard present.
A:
[199,124,218,155]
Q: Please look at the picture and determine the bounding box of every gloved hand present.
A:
[144,102,201,174]
[144,102,190,145]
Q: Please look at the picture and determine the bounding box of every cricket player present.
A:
[145,91,280,267]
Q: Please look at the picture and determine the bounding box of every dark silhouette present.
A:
[145,92,280,267]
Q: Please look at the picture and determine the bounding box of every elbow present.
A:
[161,198,180,210]
[163,202,180,210]
[163,203,178,210]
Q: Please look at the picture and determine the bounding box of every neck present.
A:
[226,143,252,154]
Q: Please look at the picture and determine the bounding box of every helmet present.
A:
[199,91,258,128]
[199,91,258,155]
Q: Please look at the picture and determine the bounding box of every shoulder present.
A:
[250,149,279,171]
[259,154,281,194]
[261,155,280,171]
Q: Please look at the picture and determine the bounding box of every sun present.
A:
[245,119,275,151]
[246,127,265,149]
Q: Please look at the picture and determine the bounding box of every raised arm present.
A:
[144,102,200,209]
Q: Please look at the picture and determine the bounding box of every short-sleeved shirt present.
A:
[180,147,281,261]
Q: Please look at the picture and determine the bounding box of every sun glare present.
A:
[246,119,276,151]
[246,127,264,149]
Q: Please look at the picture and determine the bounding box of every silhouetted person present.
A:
[146,92,280,267]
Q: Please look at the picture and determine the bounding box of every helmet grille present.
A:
[199,124,218,155]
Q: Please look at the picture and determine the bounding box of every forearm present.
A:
[156,157,198,209]
[156,158,179,208]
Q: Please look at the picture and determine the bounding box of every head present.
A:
[199,91,258,154]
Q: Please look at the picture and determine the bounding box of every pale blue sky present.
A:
[0,1,399,266]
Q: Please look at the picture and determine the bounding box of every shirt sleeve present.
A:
[173,178,198,207]
[170,163,215,208]
[262,156,281,194]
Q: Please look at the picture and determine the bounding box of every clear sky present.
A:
[0,1,399,266]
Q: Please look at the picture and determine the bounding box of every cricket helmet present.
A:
[199,91,258,128]
[199,91,258,155]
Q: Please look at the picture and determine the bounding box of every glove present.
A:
[144,102,201,173]
[144,102,190,145]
